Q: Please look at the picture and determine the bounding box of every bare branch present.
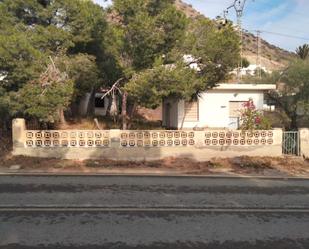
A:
[101,78,124,99]
[39,56,68,95]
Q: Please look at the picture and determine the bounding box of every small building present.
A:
[79,92,112,117]
[162,83,276,130]
[94,92,110,116]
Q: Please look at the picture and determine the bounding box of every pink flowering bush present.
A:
[240,98,271,131]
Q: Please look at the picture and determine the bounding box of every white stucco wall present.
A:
[79,93,91,116]
[177,89,265,129]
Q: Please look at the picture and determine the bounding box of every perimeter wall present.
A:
[11,119,286,161]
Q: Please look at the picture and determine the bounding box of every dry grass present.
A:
[0,132,12,158]
[212,156,309,176]
[56,117,162,131]
[1,155,308,177]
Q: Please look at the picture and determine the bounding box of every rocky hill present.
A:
[175,0,295,71]
[242,31,295,70]
[175,0,203,18]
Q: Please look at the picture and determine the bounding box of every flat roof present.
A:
[213,83,276,91]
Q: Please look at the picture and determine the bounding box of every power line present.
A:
[218,1,309,43]
[248,30,309,42]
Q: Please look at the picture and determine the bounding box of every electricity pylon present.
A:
[225,0,249,80]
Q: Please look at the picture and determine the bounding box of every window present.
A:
[229,101,246,117]
[184,101,199,121]
[95,96,106,108]
[229,101,246,129]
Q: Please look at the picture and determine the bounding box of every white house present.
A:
[162,83,276,130]
[230,64,270,77]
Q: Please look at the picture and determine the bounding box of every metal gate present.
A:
[282,131,300,156]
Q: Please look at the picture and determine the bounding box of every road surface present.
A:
[0,175,308,248]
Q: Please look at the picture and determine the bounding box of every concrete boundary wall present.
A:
[300,129,309,159]
[12,119,283,161]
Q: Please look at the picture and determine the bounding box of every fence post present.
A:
[194,130,205,147]
[109,129,121,148]
[12,118,26,151]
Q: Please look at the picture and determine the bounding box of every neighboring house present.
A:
[231,64,270,77]
[79,91,111,117]
[162,83,276,130]
[93,92,110,116]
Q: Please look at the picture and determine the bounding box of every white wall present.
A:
[13,119,284,161]
[79,93,91,116]
[178,90,265,129]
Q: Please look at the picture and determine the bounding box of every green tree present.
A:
[107,0,188,128]
[296,44,309,60]
[56,54,101,100]
[12,57,74,124]
[111,0,187,72]
[108,1,240,129]
[242,57,250,68]
[179,17,240,86]
[0,28,45,91]
[125,16,240,115]
[125,63,204,109]
[0,0,108,125]
[269,59,309,130]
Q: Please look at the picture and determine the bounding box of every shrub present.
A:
[240,98,271,131]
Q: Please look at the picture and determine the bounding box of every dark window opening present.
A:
[95,97,105,108]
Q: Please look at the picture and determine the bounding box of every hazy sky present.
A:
[94,0,309,51]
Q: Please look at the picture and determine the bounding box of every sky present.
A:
[94,0,309,52]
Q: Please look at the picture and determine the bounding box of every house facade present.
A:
[162,84,276,130]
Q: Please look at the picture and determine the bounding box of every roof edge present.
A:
[213,84,276,91]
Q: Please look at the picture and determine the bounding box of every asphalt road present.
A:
[0,175,308,249]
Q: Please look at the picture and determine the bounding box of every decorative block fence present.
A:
[24,130,111,148]
[12,119,283,161]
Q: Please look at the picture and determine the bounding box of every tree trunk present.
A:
[86,87,96,116]
[127,102,138,129]
[122,92,128,130]
[58,108,67,126]
[290,113,298,131]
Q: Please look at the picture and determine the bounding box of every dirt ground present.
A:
[0,133,11,158]
[1,152,309,177]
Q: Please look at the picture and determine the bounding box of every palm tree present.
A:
[296,44,309,60]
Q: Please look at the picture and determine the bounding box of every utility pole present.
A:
[256,30,262,79]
